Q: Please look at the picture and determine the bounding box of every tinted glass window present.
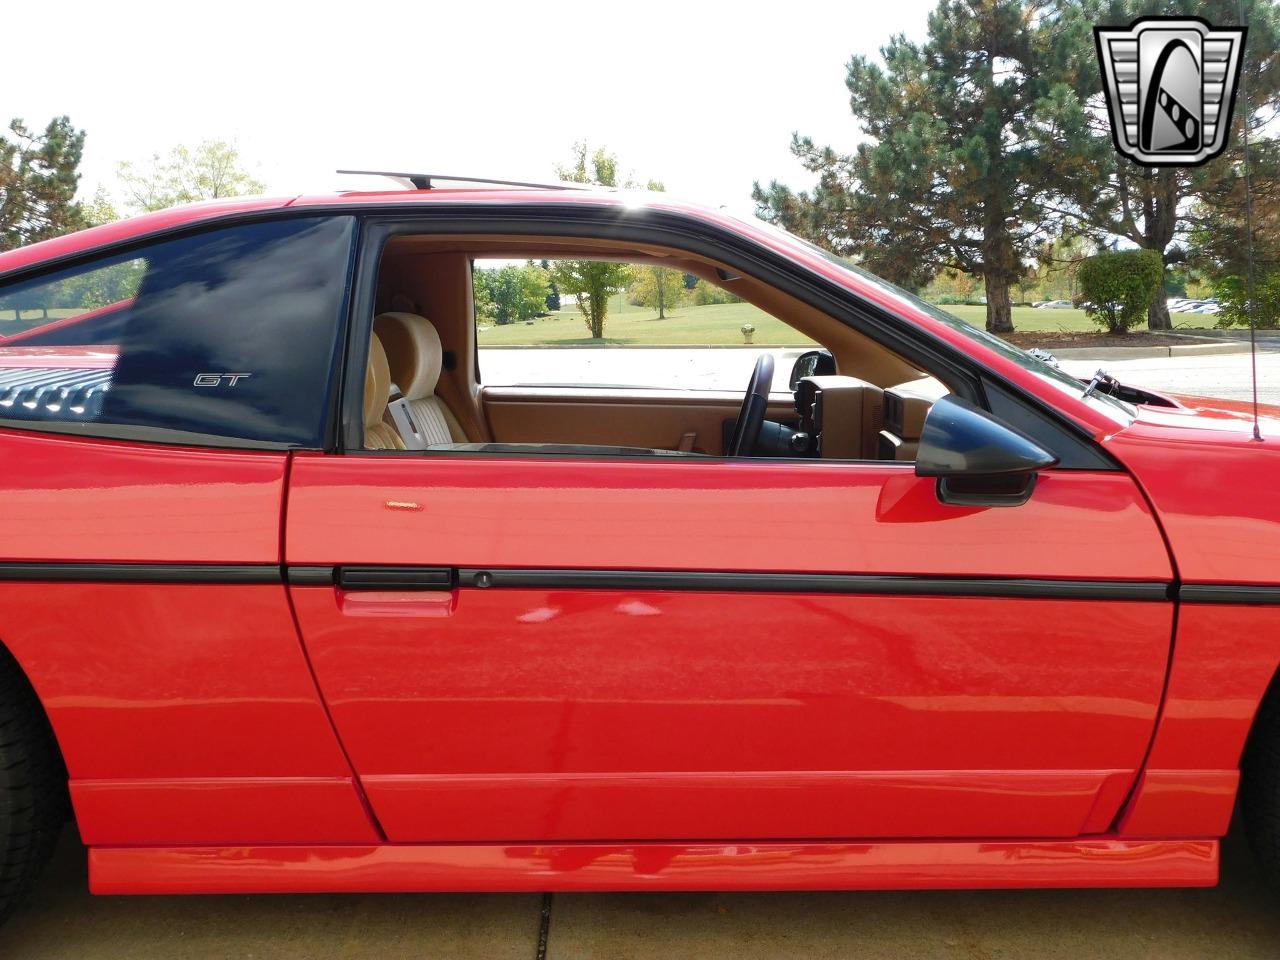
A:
[0,216,355,447]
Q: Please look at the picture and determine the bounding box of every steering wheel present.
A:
[727,353,775,457]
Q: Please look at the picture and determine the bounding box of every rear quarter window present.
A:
[0,215,355,447]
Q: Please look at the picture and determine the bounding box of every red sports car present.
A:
[0,174,1275,919]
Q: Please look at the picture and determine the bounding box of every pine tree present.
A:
[754,1,1096,333]
[0,116,86,251]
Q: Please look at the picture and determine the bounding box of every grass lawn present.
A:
[478,299,816,347]
[943,304,1099,333]
[477,295,1108,347]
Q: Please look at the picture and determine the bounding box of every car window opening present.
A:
[359,236,957,462]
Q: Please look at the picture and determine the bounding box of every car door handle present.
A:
[335,566,454,591]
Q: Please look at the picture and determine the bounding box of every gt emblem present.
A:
[1094,17,1246,167]
[193,372,253,387]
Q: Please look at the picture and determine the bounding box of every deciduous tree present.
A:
[553,143,658,337]
[473,263,551,325]
[630,266,685,318]
[118,140,265,213]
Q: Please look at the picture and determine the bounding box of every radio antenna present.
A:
[1238,0,1263,441]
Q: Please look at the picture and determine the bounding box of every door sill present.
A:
[89,837,1217,894]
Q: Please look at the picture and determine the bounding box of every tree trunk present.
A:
[1148,294,1172,330]
[985,274,1014,334]
[1147,260,1172,330]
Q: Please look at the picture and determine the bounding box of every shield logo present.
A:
[1095,17,1246,167]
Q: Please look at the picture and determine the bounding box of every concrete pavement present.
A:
[478,344,1280,407]
[1059,349,1280,407]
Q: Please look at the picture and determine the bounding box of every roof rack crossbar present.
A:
[336,170,594,191]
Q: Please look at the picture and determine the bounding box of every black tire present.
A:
[0,645,67,926]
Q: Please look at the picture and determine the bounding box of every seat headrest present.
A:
[374,312,443,400]
[363,332,392,426]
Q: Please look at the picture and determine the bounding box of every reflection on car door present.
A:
[286,452,1174,843]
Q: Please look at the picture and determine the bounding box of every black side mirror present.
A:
[788,349,836,390]
[915,395,1058,506]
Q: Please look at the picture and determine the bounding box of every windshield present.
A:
[742,216,1137,426]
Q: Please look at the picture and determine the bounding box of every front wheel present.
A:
[0,646,66,925]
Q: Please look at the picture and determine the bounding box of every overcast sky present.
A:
[10,0,936,213]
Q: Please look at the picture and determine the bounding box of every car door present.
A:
[286,444,1174,844]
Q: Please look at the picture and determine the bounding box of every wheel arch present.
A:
[0,636,71,820]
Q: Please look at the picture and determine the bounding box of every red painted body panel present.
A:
[285,455,1172,578]
[294,584,1170,842]
[1119,771,1239,838]
[1118,604,1280,836]
[0,582,375,843]
[358,770,1128,843]
[88,838,1218,895]
[0,432,375,844]
[1104,402,1280,586]
[71,778,378,845]
[288,453,1173,842]
[0,430,284,563]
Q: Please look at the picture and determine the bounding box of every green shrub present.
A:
[1077,249,1164,334]
[1214,273,1280,329]
[690,279,741,306]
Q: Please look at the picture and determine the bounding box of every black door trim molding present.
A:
[0,562,281,584]
[3,562,1272,605]
[454,568,1170,601]
[1180,584,1280,605]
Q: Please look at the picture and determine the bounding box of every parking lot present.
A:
[3,347,1277,958]
[478,342,1280,408]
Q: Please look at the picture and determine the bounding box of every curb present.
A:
[1052,341,1250,360]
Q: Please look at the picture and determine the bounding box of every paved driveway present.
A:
[480,344,1280,408]
[1059,348,1280,406]
[3,827,1279,958]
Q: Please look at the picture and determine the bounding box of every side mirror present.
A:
[914,395,1058,506]
[788,349,836,390]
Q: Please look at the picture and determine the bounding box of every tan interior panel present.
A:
[797,376,885,460]
[375,251,491,442]
[483,387,797,456]
[878,377,947,461]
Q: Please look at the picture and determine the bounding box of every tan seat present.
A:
[374,311,468,447]
[363,332,405,450]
